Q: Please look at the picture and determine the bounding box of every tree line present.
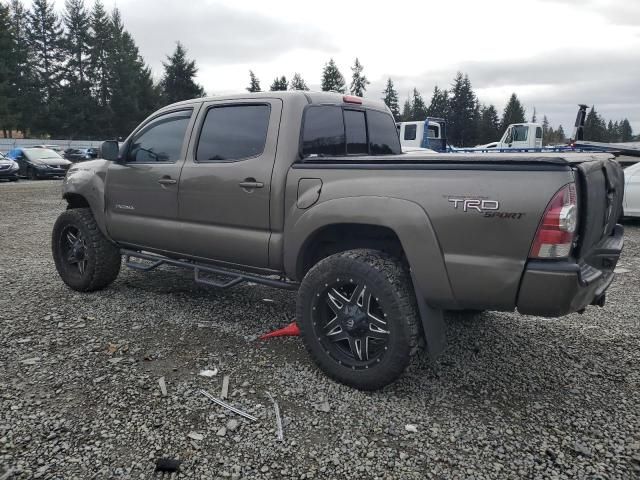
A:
[0,0,635,146]
[0,0,203,139]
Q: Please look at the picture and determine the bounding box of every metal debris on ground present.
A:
[187,431,203,441]
[221,375,230,399]
[158,377,167,396]
[198,368,218,377]
[200,389,258,421]
[266,392,284,442]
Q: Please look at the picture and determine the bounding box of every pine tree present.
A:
[59,0,93,137]
[320,58,345,93]
[478,104,501,144]
[246,70,261,92]
[349,57,369,97]
[425,86,448,119]
[401,98,412,122]
[27,0,65,134]
[381,78,400,120]
[500,93,526,130]
[89,0,112,109]
[160,42,205,104]
[289,72,309,91]
[448,72,478,147]
[556,125,566,143]
[619,119,633,142]
[531,107,537,123]
[0,3,15,135]
[269,75,287,91]
[542,115,550,145]
[583,106,606,141]
[411,88,427,120]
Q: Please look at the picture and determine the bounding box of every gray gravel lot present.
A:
[1,180,639,479]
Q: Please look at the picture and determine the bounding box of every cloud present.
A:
[119,1,336,68]
[538,0,640,26]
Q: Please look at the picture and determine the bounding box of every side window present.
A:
[404,124,417,140]
[196,104,270,161]
[536,127,543,139]
[127,110,192,163]
[427,125,439,138]
[344,110,367,154]
[368,110,402,155]
[302,106,345,157]
[513,125,529,142]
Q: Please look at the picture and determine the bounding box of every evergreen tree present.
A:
[531,107,537,123]
[59,0,93,137]
[89,0,113,110]
[542,115,550,145]
[246,70,261,92]
[160,42,205,104]
[289,72,309,91]
[349,57,369,97]
[269,75,287,91]
[448,72,478,147]
[27,0,65,134]
[425,85,448,119]
[109,8,160,138]
[478,104,501,144]
[8,0,37,136]
[619,119,633,142]
[583,106,606,141]
[381,78,400,120]
[556,125,566,143]
[400,98,412,122]
[0,2,15,135]
[500,93,526,131]
[411,88,427,120]
[320,58,345,93]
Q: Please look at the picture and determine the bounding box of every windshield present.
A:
[26,149,63,160]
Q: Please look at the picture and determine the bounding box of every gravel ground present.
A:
[1,180,639,480]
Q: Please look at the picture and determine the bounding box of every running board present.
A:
[121,249,299,291]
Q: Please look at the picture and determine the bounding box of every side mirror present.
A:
[100,140,120,161]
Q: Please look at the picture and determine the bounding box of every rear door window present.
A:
[196,104,270,161]
[344,110,368,154]
[302,106,345,157]
[368,110,402,155]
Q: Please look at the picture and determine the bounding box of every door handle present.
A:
[158,177,177,185]
[238,180,264,189]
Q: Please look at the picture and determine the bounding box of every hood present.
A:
[32,157,72,167]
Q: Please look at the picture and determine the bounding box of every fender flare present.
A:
[284,196,457,309]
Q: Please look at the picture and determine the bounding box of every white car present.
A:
[623,162,640,217]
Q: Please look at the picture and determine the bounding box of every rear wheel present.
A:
[52,208,121,291]
[28,167,38,180]
[297,249,421,390]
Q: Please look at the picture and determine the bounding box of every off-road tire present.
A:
[297,249,421,390]
[52,208,121,292]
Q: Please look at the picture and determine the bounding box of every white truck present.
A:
[478,123,543,150]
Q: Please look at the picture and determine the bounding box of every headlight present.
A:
[10,162,19,171]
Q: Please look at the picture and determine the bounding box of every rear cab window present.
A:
[302,105,401,158]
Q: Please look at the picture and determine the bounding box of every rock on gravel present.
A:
[0,180,639,479]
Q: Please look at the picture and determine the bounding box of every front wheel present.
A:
[52,208,121,292]
[297,249,421,390]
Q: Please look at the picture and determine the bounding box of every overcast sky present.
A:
[56,0,640,132]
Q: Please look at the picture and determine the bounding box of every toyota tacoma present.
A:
[52,91,624,390]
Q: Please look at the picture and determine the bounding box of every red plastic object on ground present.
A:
[260,322,300,340]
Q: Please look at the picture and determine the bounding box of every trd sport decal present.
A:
[447,196,525,219]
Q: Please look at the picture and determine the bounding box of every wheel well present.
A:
[64,193,90,209]
[298,223,405,278]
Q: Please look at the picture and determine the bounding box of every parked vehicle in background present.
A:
[397,118,448,152]
[52,91,624,390]
[32,144,64,153]
[64,148,98,162]
[623,162,640,217]
[7,148,71,180]
[0,152,20,182]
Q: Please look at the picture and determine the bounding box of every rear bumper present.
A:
[517,224,624,317]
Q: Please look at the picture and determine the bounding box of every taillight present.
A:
[530,183,578,258]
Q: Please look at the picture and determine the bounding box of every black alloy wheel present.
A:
[60,225,88,276]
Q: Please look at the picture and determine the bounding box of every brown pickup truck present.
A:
[52,91,624,389]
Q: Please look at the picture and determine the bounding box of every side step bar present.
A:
[121,249,299,291]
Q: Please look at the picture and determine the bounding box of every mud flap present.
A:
[410,271,446,360]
